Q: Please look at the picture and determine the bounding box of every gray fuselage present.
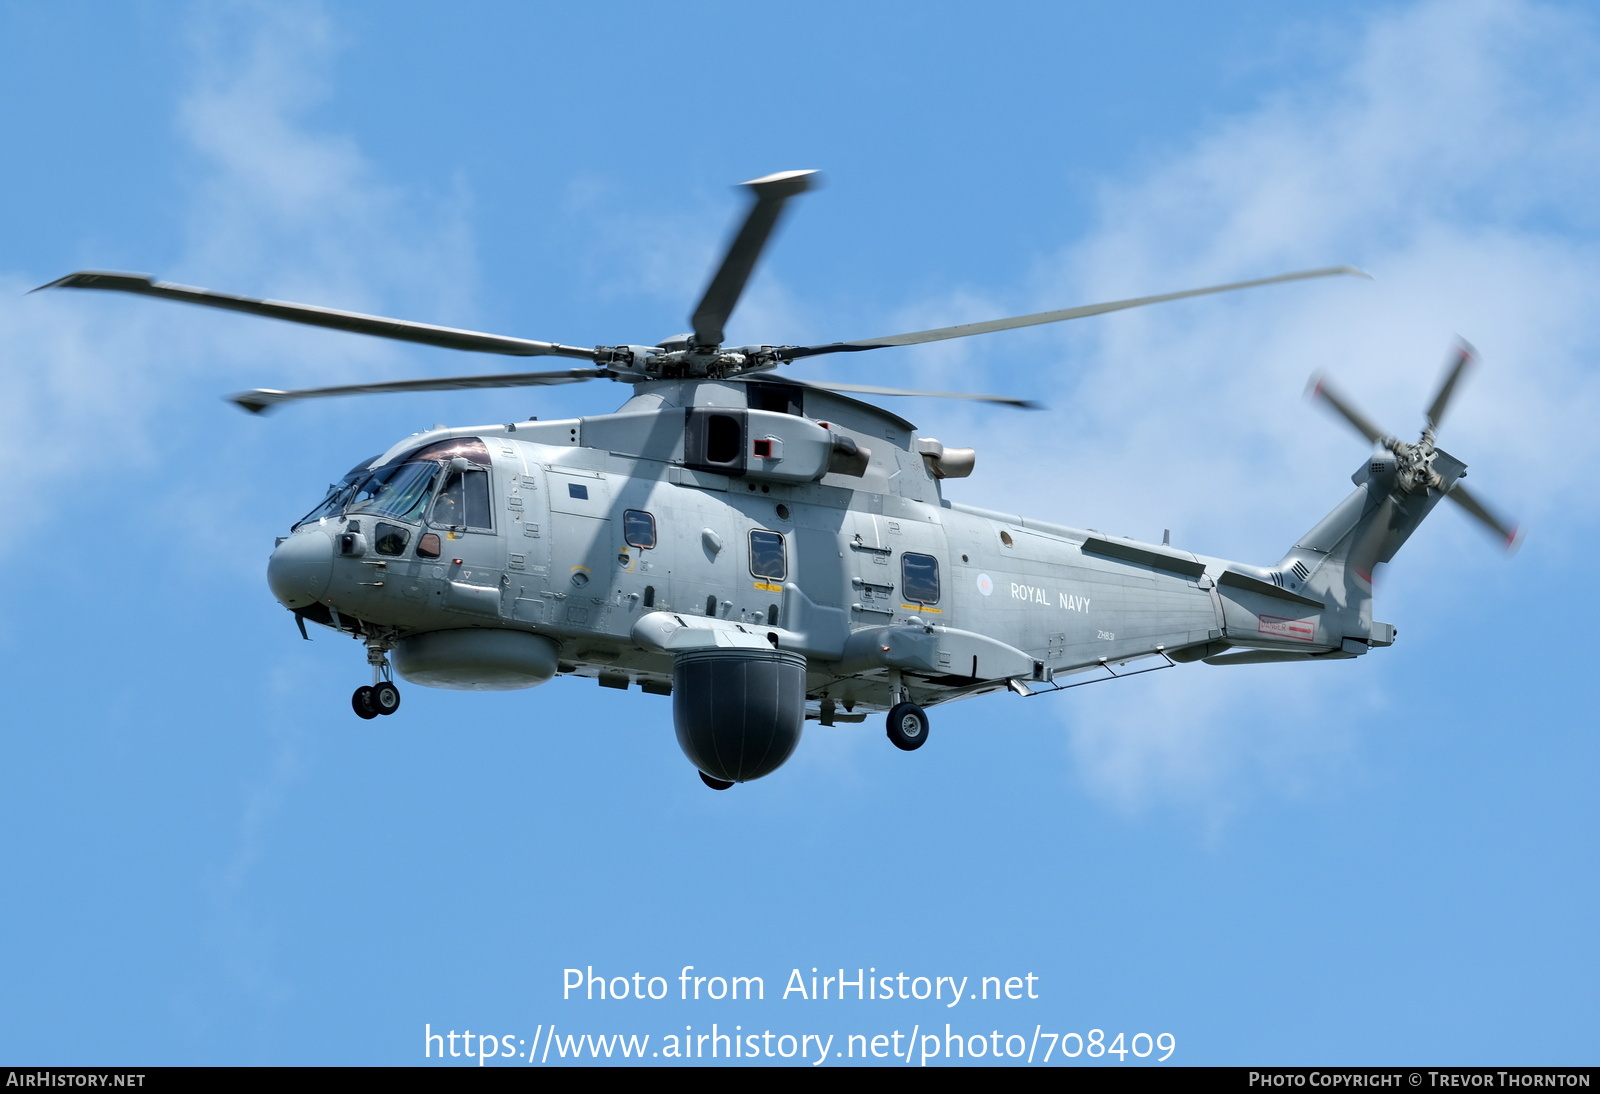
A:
[268,378,1388,720]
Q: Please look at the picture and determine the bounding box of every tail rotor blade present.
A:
[1447,481,1522,552]
[1424,341,1475,433]
[690,170,819,348]
[1307,373,1393,447]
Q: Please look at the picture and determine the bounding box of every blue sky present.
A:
[1,0,1595,1067]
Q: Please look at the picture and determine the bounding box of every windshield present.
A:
[294,456,380,529]
[346,461,441,522]
[292,437,490,530]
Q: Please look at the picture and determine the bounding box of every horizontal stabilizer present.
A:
[1217,569,1324,609]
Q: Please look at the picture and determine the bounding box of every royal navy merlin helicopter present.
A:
[39,170,1519,790]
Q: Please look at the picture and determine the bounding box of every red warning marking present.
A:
[1259,614,1317,642]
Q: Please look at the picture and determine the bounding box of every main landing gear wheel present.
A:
[352,686,378,720]
[371,680,401,715]
[699,771,734,791]
[885,702,930,751]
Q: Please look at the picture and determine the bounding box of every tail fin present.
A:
[1272,446,1465,643]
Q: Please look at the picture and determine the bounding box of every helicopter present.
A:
[38,170,1519,790]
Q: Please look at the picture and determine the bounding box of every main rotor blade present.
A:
[1447,481,1522,551]
[689,170,819,348]
[1424,341,1475,433]
[230,368,609,413]
[780,266,1370,361]
[787,377,1041,408]
[37,272,601,361]
[1307,372,1394,447]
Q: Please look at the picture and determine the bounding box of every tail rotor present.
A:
[1309,341,1522,552]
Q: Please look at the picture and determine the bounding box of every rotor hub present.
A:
[1389,438,1440,493]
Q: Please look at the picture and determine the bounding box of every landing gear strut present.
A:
[353,637,401,719]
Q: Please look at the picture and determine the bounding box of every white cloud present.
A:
[178,3,477,324]
[1061,660,1380,835]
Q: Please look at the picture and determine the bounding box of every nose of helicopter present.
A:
[267,529,335,608]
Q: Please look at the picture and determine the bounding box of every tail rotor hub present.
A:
[1389,438,1440,494]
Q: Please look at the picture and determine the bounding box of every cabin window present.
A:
[624,509,657,549]
[749,530,786,582]
[902,552,940,604]
[431,467,492,531]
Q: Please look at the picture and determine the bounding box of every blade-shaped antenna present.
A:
[1307,372,1394,447]
[230,368,609,413]
[1447,481,1522,551]
[1424,341,1474,433]
[787,377,1041,408]
[690,170,819,348]
[780,266,1369,361]
[36,272,601,361]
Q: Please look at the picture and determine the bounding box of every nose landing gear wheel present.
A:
[885,702,929,751]
[699,771,735,791]
[352,686,379,720]
[371,681,401,715]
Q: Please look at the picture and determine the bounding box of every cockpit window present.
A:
[294,437,493,529]
[400,437,490,466]
[294,455,380,529]
[346,461,440,522]
[429,467,492,531]
[373,521,410,556]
